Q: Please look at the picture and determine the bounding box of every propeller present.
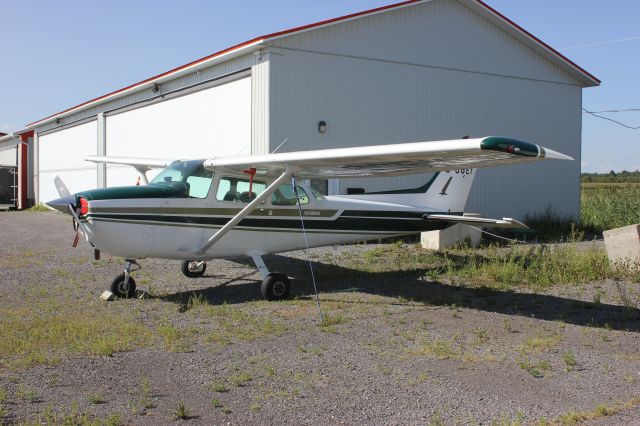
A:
[51,176,81,247]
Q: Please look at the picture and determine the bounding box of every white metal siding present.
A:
[0,143,17,167]
[105,76,252,186]
[38,121,97,203]
[266,0,583,219]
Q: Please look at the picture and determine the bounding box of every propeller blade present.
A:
[54,176,71,198]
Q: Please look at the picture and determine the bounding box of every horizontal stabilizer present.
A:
[85,155,173,171]
[424,214,528,229]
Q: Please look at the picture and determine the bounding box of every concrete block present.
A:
[421,221,482,250]
[603,224,640,268]
[99,291,115,301]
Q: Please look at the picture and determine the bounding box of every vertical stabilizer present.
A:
[423,169,476,213]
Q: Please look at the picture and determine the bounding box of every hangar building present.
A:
[26,0,598,219]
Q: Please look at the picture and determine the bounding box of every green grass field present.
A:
[581,183,640,234]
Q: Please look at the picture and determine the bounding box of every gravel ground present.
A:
[1,211,639,425]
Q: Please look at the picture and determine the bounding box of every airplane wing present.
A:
[85,155,173,171]
[203,136,572,178]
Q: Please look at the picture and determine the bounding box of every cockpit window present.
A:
[150,160,213,199]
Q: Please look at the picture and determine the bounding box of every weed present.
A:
[87,393,106,404]
[228,372,253,387]
[141,377,155,409]
[518,359,550,378]
[0,387,5,404]
[27,203,50,212]
[173,401,189,420]
[409,337,458,359]
[221,406,232,414]
[472,327,489,344]
[429,411,445,426]
[250,402,262,412]
[519,334,561,355]
[0,404,5,419]
[563,351,577,370]
[211,381,228,393]
[211,398,222,408]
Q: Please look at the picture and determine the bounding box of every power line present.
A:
[582,108,640,129]
[582,108,640,114]
[560,36,640,51]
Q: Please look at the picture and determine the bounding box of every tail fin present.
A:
[424,169,476,213]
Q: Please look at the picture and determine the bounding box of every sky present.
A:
[2,0,639,172]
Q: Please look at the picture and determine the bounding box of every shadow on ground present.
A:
[158,254,640,332]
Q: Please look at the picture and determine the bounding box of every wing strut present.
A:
[192,167,294,255]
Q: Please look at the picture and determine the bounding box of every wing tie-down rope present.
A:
[292,175,323,322]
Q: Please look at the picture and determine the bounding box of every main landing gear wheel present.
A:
[261,273,291,301]
[110,273,137,298]
[181,260,207,278]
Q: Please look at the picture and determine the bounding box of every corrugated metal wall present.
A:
[266,0,583,219]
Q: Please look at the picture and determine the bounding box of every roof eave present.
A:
[465,0,600,87]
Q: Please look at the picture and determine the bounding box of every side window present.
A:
[186,175,213,199]
[216,177,267,203]
[271,185,309,205]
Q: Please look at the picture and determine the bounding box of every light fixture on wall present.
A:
[318,120,327,134]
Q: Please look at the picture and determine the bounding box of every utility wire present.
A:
[560,36,640,51]
[582,108,640,130]
[582,108,640,114]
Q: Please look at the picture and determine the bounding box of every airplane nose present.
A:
[46,195,75,214]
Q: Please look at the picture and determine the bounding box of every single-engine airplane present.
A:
[47,136,572,300]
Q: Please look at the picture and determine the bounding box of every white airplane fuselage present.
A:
[80,190,449,260]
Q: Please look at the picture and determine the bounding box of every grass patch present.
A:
[519,333,561,355]
[518,359,550,378]
[26,203,50,212]
[408,336,459,360]
[189,304,287,348]
[545,396,640,425]
[228,372,253,387]
[87,393,106,405]
[0,302,151,369]
[157,324,192,353]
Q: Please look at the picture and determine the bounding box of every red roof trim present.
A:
[473,0,600,84]
[28,0,598,128]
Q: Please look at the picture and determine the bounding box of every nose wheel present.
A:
[110,259,140,298]
[181,260,207,278]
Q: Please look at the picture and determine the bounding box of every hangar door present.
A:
[106,75,252,186]
[38,121,97,204]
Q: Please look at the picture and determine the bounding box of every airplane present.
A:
[46,136,572,300]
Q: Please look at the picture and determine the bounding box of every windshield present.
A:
[150,160,214,199]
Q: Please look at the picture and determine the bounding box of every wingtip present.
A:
[543,147,574,161]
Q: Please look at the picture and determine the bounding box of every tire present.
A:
[181,260,207,278]
[261,273,291,301]
[110,273,136,298]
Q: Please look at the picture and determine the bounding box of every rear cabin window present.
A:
[271,185,310,205]
[216,176,267,203]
